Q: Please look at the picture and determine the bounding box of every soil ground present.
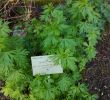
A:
[85,23,110,100]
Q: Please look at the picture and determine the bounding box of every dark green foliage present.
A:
[94,0,110,23]
[24,20,43,56]
[0,0,110,100]
[25,1,102,99]
[0,19,32,99]
[101,2,110,22]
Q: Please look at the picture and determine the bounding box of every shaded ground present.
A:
[85,23,110,100]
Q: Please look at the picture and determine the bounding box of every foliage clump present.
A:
[0,0,110,100]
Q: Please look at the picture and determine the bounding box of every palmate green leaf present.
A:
[68,85,80,98]
[101,3,110,22]
[79,83,88,94]
[71,0,100,23]
[0,51,14,75]
[59,38,76,50]
[6,70,26,83]
[31,85,45,99]
[78,21,100,34]
[87,94,99,100]
[43,77,58,100]
[79,58,87,72]
[31,87,57,100]
[1,87,13,97]
[58,75,72,92]
[51,9,65,24]
[86,45,97,60]
[43,36,59,50]
[60,24,70,33]
[11,89,21,100]
[48,22,61,36]
[67,57,78,72]
[0,41,4,51]
[87,10,100,23]
[78,22,89,33]
[68,83,89,99]
[71,0,89,18]
[42,23,61,37]
[44,87,57,100]
[81,4,100,23]
[56,49,76,68]
[40,3,53,22]
[30,76,58,100]
[5,37,25,50]
[28,94,36,100]
[0,19,10,51]
[87,32,98,46]
[72,71,82,82]
[66,0,72,5]
[2,86,22,100]
[0,48,28,76]
[0,19,11,37]
[0,36,7,51]
[12,49,28,68]
[1,69,31,100]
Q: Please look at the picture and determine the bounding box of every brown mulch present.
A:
[85,23,110,100]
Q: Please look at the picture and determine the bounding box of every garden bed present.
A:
[0,0,110,100]
[85,24,110,100]
[1,24,110,100]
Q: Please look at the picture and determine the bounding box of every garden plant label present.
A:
[31,55,63,76]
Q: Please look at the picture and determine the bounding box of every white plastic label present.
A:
[31,55,63,76]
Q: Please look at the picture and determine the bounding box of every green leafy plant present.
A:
[0,19,32,99]
[26,1,102,99]
[0,0,110,100]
